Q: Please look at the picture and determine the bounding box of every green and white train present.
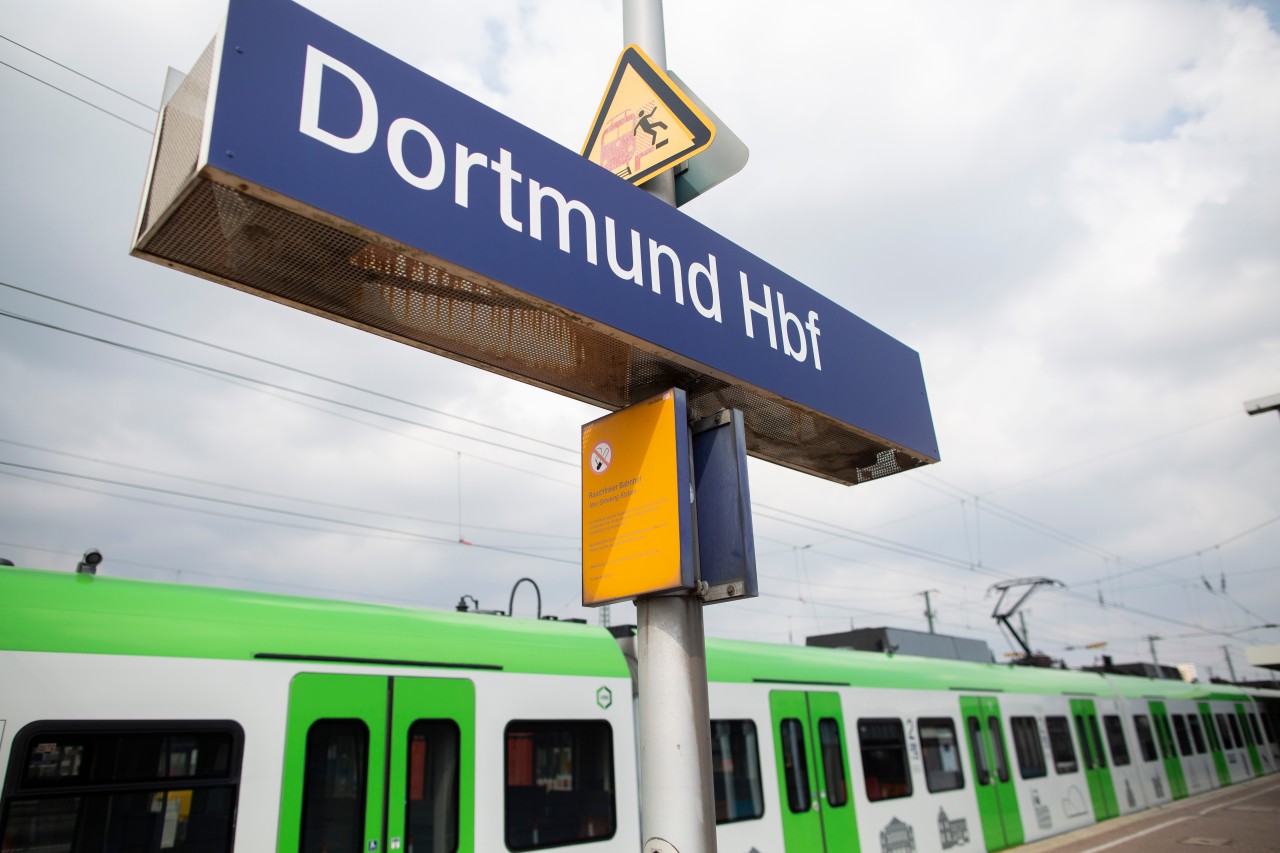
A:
[2,565,1277,852]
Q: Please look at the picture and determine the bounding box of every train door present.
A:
[1197,703,1231,786]
[1247,706,1278,771]
[959,696,1023,852]
[1147,702,1188,799]
[768,691,859,852]
[279,672,474,853]
[1214,705,1253,783]
[1069,699,1118,821]
[1234,704,1263,776]
[1264,709,1280,766]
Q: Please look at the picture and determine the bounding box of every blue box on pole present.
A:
[691,409,757,604]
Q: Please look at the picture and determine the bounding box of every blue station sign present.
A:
[133,0,938,484]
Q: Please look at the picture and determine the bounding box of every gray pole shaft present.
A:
[636,595,717,852]
[1223,645,1238,683]
[1147,635,1161,675]
[923,590,935,634]
[624,0,677,207]
[623,5,717,851]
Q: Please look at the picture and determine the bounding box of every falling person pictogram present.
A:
[634,107,669,149]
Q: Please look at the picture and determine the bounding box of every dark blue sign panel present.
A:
[201,0,937,467]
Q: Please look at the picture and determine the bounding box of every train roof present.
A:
[705,635,1268,704]
[6,566,1275,704]
[0,566,629,679]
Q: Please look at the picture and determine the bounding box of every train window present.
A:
[710,720,764,824]
[1216,713,1234,750]
[779,718,812,813]
[966,717,990,785]
[1259,714,1274,744]
[858,718,912,801]
[1188,716,1207,755]
[0,720,242,853]
[1171,716,1193,756]
[406,720,460,852]
[988,716,1011,783]
[1010,717,1046,779]
[301,719,369,853]
[1228,715,1244,751]
[504,720,615,850]
[817,719,849,807]
[920,718,964,792]
[1133,715,1158,762]
[1045,716,1078,774]
[1248,713,1264,747]
[1073,715,1094,770]
[1103,715,1131,766]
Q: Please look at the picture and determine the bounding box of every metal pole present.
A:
[624,0,677,207]
[1146,634,1162,677]
[1222,645,1238,683]
[636,595,716,853]
[623,5,717,852]
[1018,611,1029,651]
[920,589,937,634]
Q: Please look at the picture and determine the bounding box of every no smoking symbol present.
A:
[590,442,612,474]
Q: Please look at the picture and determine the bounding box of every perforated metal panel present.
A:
[132,42,929,486]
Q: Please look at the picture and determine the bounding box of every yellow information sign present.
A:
[582,389,695,606]
[581,45,715,185]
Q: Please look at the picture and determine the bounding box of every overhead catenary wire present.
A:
[0,308,577,467]
[0,280,577,456]
[13,278,1243,593]
[0,540,462,609]
[0,437,576,542]
[146,356,579,487]
[6,456,1262,650]
[913,465,1280,596]
[0,58,152,133]
[2,297,1272,653]
[0,290,1200,608]
[0,463,575,566]
[0,33,157,111]
[8,281,1268,613]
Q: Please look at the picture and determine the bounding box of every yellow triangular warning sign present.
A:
[582,45,715,185]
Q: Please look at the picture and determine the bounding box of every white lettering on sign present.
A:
[298,46,821,371]
[299,46,378,153]
[387,118,445,190]
[740,275,823,370]
[530,180,598,265]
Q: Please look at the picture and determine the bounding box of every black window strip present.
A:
[254,652,502,671]
[2,719,244,853]
[3,720,244,797]
[751,678,851,687]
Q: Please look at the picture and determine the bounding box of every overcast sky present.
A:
[1,0,1277,682]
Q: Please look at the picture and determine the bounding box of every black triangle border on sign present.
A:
[582,45,715,186]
